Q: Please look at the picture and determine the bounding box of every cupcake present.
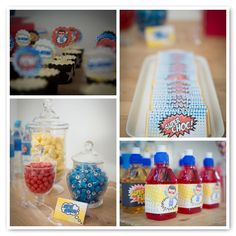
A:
[47,59,75,84]
[10,78,49,95]
[54,55,77,75]
[83,48,116,85]
[62,48,83,68]
[37,68,60,94]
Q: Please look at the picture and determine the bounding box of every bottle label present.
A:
[178,184,203,208]
[122,183,145,207]
[22,142,31,156]
[145,184,178,214]
[203,182,221,205]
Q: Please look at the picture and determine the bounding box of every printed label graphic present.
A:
[203,182,221,205]
[122,183,145,207]
[52,26,72,48]
[12,46,42,77]
[159,114,197,137]
[15,30,31,47]
[53,197,88,225]
[178,184,203,208]
[145,184,178,214]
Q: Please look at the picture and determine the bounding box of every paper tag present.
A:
[15,29,31,47]
[53,197,88,225]
[145,25,175,48]
[178,184,203,208]
[12,46,42,77]
[52,26,72,48]
[145,184,178,214]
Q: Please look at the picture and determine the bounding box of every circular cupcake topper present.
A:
[34,39,55,61]
[10,35,14,51]
[96,31,116,51]
[52,26,72,48]
[15,29,31,47]
[12,46,42,77]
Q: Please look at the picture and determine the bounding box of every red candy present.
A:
[24,162,55,194]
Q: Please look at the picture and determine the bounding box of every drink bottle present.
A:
[145,145,178,220]
[142,152,152,175]
[178,149,202,214]
[201,152,221,209]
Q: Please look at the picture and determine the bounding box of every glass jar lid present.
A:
[72,141,103,165]
[28,99,69,130]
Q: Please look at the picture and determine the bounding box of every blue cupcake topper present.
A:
[12,46,42,77]
[96,31,116,42]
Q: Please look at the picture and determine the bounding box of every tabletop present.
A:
[10,173,116,227]
[120,203,226,227]
[120,21,226,137]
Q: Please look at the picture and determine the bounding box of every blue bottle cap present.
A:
[142,158,151,167]
[182,149,195,166]
[121,153,130,169]
[179,158,183,167]
[203,152,214,167]
[130,147,142,164]
[14,120,22,128]
[154,145,169,164]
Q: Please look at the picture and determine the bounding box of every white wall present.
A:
[13,10,116,50]
[168,10,202,21]
[10,99,116,181]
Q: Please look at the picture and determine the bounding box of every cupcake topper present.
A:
[34,39,55,62]
[52,26,72,48]
[29,30,40,45]
[10,35,14,51]
[15,29,31,47]
[96,31,116,51]
[12,46,42,77]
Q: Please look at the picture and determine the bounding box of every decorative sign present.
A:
[15,30,31,47]
[12,46,42,77]
[159,114,197,137]
[52,26,72,48]
[53,197,88,225]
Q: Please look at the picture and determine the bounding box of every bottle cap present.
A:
[179,158,183,167]
[182,150,195,166]
[142,158,151,167]
[154,146,169,164]
[130,147,142,164]
[14,120,22,128]
[203,152,214,167]
[121,153,130,169]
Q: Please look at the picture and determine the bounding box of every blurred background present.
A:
[10,99,116,181]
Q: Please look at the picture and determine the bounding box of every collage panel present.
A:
[10,98,116,226]
[10,9,116,95]
[119,140,227,227]
[120,9,227,138]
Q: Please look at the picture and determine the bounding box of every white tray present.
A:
[126,54,224,137]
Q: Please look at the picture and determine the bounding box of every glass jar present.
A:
[28,99,69,194]
[67,141,108,208]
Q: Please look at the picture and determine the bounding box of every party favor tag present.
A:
[53,198,88,225]
[145,25,175,48]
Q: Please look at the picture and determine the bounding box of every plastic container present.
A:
[145,145,178,221]
[121,147,147,214]
[22,124,32,164]
[67,141,108,208]
[178,149,203,214]
[13,120,23,174]
[200,152,221,209]
[142,152,152,175]
[28,99,68,194]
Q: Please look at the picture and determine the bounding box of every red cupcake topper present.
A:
[68,27,82,43]
[52,26,72,48]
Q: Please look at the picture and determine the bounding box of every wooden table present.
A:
[120,203,226,226]
[120,21,226,137]
[10,174,116,227]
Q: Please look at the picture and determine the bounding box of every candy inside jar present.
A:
[67,141,108,208]
[28,99,69,194]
